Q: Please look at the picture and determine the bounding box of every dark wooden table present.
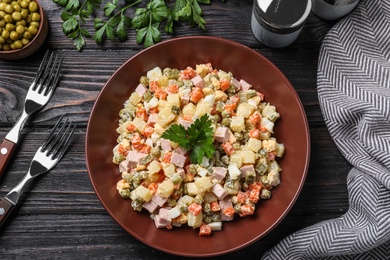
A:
[0,0,352,259]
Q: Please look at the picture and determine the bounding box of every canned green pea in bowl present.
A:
[0,0,48,60]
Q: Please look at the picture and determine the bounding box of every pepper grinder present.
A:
[251,0,312,48]
[311,0,360,20]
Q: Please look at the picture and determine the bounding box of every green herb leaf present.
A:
[161,114,215,165]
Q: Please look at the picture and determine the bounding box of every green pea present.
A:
[27,24,37,35]
[13,39,22,49]
[21,37,29,45]
[5,23,14,32]
[11,10,21,21]
[31,12,40,22]
[28,1,38,12]
[4,14,12,23]
[16,24,24,34]
[20,1,29,9]
[1,30,9,40]
[9,31,19,41]
[4,4,14,14]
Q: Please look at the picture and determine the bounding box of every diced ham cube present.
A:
[240,165,255,177]
[143,200,159,213]
[126,150,139,168]
[180,95,190,107]
[177,168,186,179]
[239,79,252,91]
[211,167,227,181]
[212,184,227,199]
[191,75,206,88]
[231,78,241,91]
[147,113,158,126]
[175,146,188,155]
[152,194,168,207]
[154,208,171,228]
[119,160,129,173]
[214,127,230,143]
[170,151,186,168]
[159,138,172,151]
[135,83,147,96]
[136,152,148,164]
[219,196,234,221]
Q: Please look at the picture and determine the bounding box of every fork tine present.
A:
[43,56,63,96]
[41,116,75,159]
[30,50,50,90]
[33,51,55,91]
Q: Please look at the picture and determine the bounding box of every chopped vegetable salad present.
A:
[113,64,285,235]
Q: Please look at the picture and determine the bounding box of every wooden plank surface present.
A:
[0,0,351,259]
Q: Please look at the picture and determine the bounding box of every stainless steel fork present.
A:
[0,116,76,227]
[0,50,63,178]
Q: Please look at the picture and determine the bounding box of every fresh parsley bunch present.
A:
[161,114,215,165]
[53,0,212,51]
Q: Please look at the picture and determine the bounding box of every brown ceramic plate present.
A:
[85,36,310,257]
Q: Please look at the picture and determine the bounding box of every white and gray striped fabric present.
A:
[262,0,390,259]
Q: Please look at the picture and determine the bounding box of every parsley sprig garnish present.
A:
[161,114,215,165]
[53,0,213,51]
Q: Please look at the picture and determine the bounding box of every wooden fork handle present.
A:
[0,198,15,228]
[0,138,17,180]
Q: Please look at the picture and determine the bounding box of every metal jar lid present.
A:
[253,0,311,34]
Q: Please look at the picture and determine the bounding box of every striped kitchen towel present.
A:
[262,0,390,259]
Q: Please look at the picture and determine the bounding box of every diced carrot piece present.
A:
[224,103,237,113]
[259,126,268,133]
[118,143,129,156]
[167,84,179,93]
[183,116,192,122]
[249,181,262,191]
[126,123,137,133]
[199,224,212,236]
[210,201,221,212]
[149,81,160,92]
[136,108,148,121]
[249,111,261,126]
[190,87,203,103]
[249,129,260,139]
[237,191,249,204]
[148,106,159,115]
[220,79,231,91]
[163,152,173,163]
[188,203,202,216]
[221,142,235,155]
[142,125,154,138]
[148,183,158,194]
[180,67,197,80]
[155,89,167,100]
[249,188,260,203]
[223,207,235,217]
[239,204,255,217]
[139,144,151,154]
[131,133,143,150]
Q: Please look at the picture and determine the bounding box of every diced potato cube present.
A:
[259,130,271,140]
[158,99,169,110]
[167,93,180,108]
[228,164,241,180]
[178,195,195,205]
[157,179,175,198]
[275,143,285,157]
[247,137,262,152]
[202,87,214,96]
[236,103,255,118]
[267,170,280,186]
[132,117,147,132]
[153,123,165,135]
[163,163,176,177]
[262,104,280,122]
[241,150,256,164]
[196,64,209,77]
[230,116,245,132]
[116,121,132,134]
[194,177,213,194]
[229,152,243,168]
[182,103,197,118]
[147,160,161,174]
[129,92,142,105]
[157,75,169,88]
[268,160,282,173]
[135,185,152,202]
[195,99,213,117]
[211,77,220,89]
[214,90,228,102]
[186,182,199,196]
[224,180,240,195]
[147,67,163,81]
[262,139,277,152]
[187,211,203,228]
[158,107,176,127]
